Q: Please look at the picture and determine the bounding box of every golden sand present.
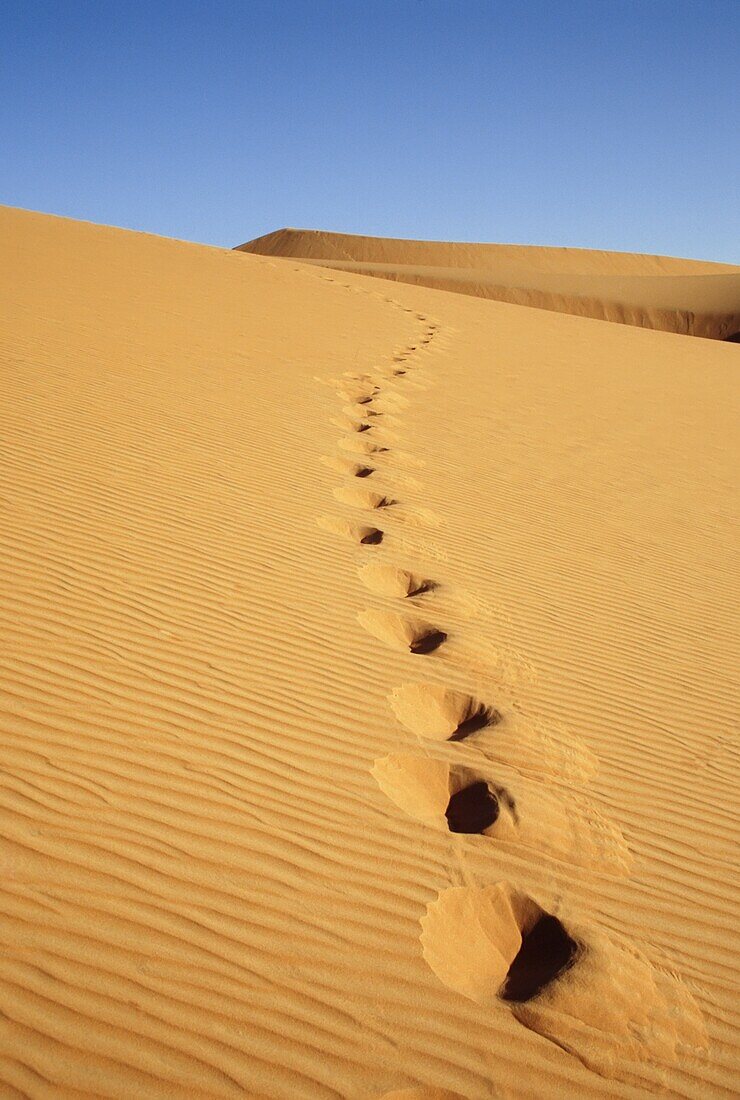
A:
[1,205,738,1097]
[238,228,740,340]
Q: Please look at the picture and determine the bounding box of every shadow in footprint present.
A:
[360,528,384,545]
[445,781,499,834]
[358,563,435,599]
[420,883,581,1009]
[333,486,394,510]
[389,683,499,741]
[338,438,389,456]
[317,516,384,545]
[410,630,447,655]
[358,611,447,655]
[500,916,580,1003]
[449,705,500,741]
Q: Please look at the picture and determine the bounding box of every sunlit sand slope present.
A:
[238,228,740,340]
[1,205,738,1098]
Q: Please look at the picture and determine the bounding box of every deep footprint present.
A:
[372,753,516,837]
[445,781,499,834]
[358,562,433,598]
[317,516,384,545]
[333,486,393,510]
[389,683,499,740]
[321,455,376,478]
[500,914,580,1003]
[357,610,447,654]
[338,437,389,456]
[420,883,580,1006]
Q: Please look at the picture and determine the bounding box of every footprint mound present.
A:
[342,404,382,419]
[358,611,446,654]
[373,753,629,870]
[420,883,579,1006]
[501,914,580,1003]
[372,754,451,828]
[421,887,706,1078]
[337,386,377,405]
[320,456,375,478]
[358,562,432,598]
[373,753,515,837]
[330,414,362,432]
[389,682,497,739]
[338,437,388,456]
[317,516,383,545]
[333,486,391,510]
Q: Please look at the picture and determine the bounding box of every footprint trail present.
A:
[311,271,705,1089]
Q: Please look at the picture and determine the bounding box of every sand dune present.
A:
[1,205,738,1098]
[238,228,740,340]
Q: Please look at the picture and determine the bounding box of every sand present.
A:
[238,229,740,341]
[0,204,738,1098]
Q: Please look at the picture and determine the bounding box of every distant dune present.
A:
[1,205,738,1098]
[238,228,740,339]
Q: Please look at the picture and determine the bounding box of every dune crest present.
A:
[238,227,740,339]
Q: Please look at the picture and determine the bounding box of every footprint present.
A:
[357,610,447,654]
[373,753,632,873]
[390,684,597,784]
[342,404,382,419]
[357,562,434,598]
[373,754,513,836]
[420,884,579,1007]
[377,364,410,380]
[338,437,389,457]
[317,516,383,545]
[337,387,377,405]
[330,414,365,432]
[510,931,709,1082]
[421,886,705,1081]
[333,486,393,510]
[320,456,375,478]
[389,683,497,740]
[446,780,502,834]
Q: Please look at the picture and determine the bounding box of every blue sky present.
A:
[2,1,738,261]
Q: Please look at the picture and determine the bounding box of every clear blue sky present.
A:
[2,0,738,261]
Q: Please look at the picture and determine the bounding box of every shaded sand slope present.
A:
[237,229,740,340]
[1,205,738,1098]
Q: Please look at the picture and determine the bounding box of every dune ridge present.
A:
[237,228,740,340]
[1,205,738,1098]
